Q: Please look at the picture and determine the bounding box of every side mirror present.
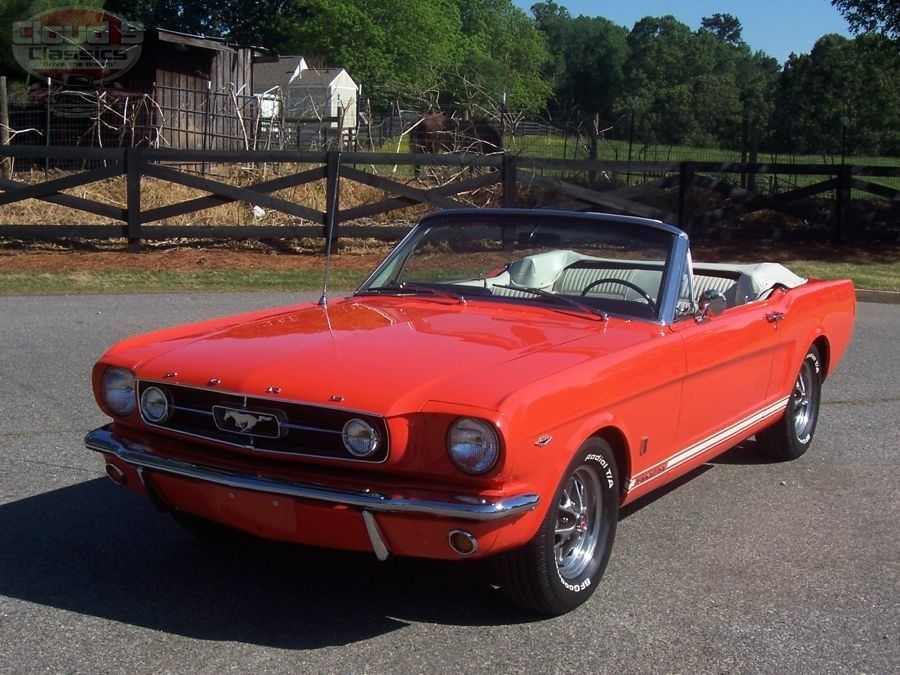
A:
[695,289,727,323]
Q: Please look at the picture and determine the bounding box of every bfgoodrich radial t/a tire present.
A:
[495,438,619,615]
[757,344,823,461]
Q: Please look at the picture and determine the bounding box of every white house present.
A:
[252,56,357,130]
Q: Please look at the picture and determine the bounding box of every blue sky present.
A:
[512,1,852,64]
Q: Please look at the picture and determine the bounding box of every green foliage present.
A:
[699,13,744,46]
[286,0,463,103]
[451,0,551,112]
[618,15,769,149]
[532,6,628,125]
[1,0,896,158]
[265,0,549,112]
[102,0,217,35]
[530,10,779,151]
[771,32,899,156]
[832,0,899,41]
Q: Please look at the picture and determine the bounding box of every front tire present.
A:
[757,345,823,461]
[495,438,619,615]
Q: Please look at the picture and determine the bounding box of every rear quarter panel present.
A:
[768,279,856,399]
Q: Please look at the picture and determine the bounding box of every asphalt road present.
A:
[0,293,897,673]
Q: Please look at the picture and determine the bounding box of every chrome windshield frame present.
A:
[355,208,690,325]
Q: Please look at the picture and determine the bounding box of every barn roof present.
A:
[253,56,355,94]
[253,56,302,94]
[157,28,233,52]
[295,68,346,87]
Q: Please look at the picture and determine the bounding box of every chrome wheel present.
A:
[791,356,818,442]
[554,466,602,580]
[496,440,618,615]
[757,345,823,461]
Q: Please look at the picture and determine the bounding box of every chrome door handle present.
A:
[766,312,785,323]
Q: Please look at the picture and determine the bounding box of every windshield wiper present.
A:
[492,284,608,321]
[356,282,466,305]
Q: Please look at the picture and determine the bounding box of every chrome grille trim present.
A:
[173,405,213,416]
[136,379,390,464]
[281,423,342,435]
[87,425,539,521]
[138,378,384,416]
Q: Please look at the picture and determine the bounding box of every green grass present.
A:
[374,133,898,193]
[508,133,899,167]
[785,260,900,292]
[2,259,896,294]
[0,269,368,295]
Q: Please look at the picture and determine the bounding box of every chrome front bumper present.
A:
[85,426,539,522]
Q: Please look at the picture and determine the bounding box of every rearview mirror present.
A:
[695,289,727,323]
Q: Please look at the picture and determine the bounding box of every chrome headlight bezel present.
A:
[100,366,136,416]
[447,417,500,475]
[342,418,381,458]
[139,385,172,423]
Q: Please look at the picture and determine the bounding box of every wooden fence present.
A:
[0,146,897,251]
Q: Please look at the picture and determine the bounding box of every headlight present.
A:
[101,367,136,416]
[447,417,500,475]
[140,385,172,423]
[342,418,380,457]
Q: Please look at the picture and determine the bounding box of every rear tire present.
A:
[757,345,822,461]
[495,438,619,615]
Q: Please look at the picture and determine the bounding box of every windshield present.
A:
[357,213,679,322]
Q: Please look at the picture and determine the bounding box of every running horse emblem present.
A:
[223,410,272,432]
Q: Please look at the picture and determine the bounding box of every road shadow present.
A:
[708,437,774,465]
[619,438,773,518]
[0,479,537,649]
[619,464,713,519]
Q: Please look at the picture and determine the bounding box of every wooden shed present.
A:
[121,29,261,150]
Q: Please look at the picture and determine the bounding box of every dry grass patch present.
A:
[0,163,499,227]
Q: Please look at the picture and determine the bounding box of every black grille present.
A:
[136,381,389,462]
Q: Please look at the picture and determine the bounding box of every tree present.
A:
[616,14,779,150]
[832,0,899,41]
[530,4,629,128]
[282,0,464,110]
[622,16,703,146]
[770,33,899,155]
[103,0,221,36]
[700,12,744,46]
[450,0,552,113]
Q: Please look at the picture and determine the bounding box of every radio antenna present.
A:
[318,153,341,307]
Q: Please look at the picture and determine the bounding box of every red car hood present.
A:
[120,297,617,415]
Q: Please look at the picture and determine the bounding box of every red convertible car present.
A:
[86,209,855,614]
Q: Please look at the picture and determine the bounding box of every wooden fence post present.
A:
[835,164,851,243]
[502,153,517,208]
[678,162,695,235]
[587,115,599,187]
[126,147,143,252]
[324,150,341,247]
[747,121,760,192]
[0,76,10,180]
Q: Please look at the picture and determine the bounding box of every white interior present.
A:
[462,249,807,308]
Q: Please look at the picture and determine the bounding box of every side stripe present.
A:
[626,396,790,492]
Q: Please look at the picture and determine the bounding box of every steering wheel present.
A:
[580,278,657,313]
